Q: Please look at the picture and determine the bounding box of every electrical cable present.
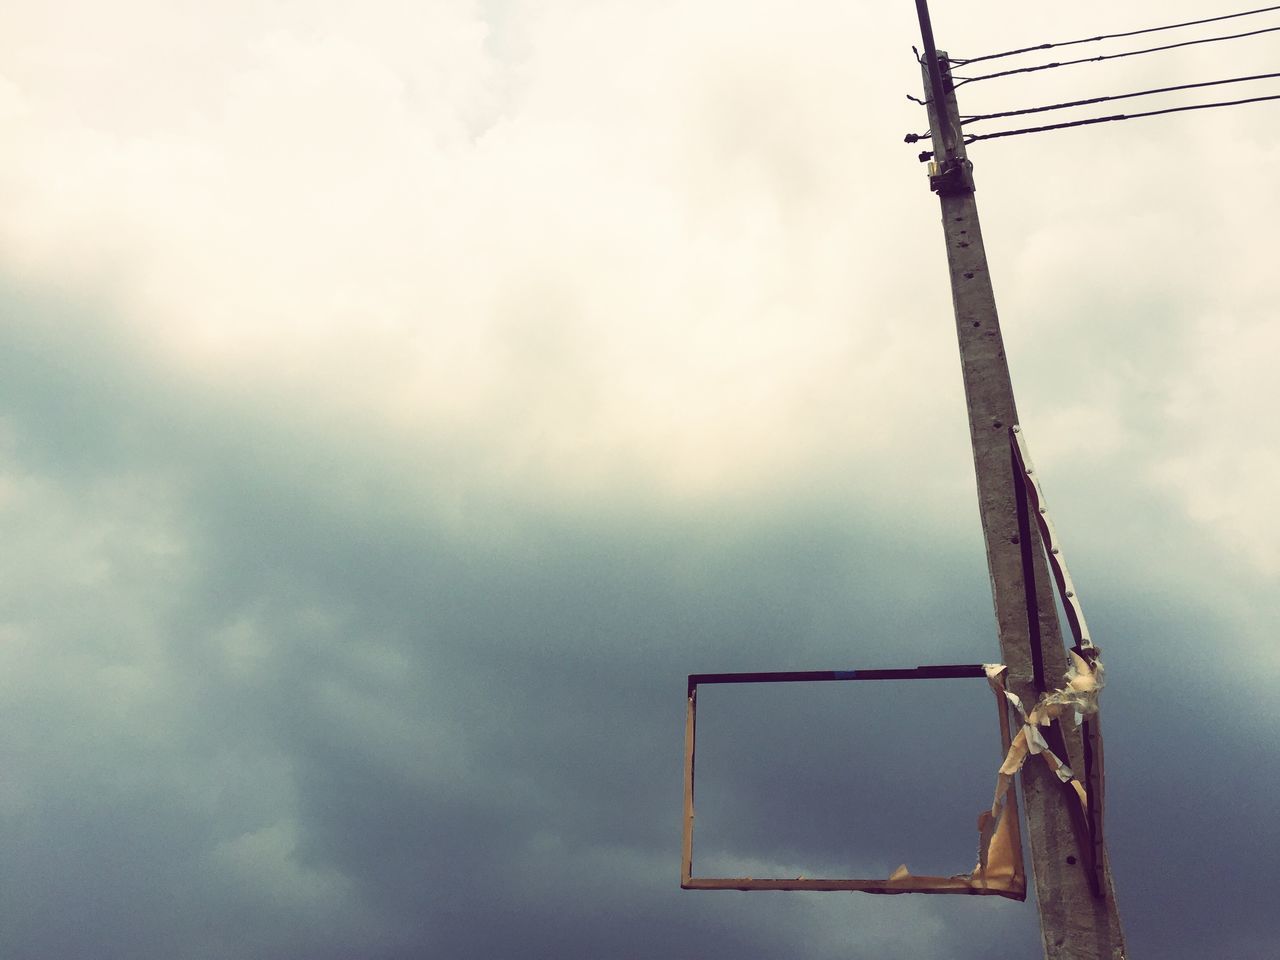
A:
[962,71,1280,125]
[954,4,1280,66]
[961,93,1280,145]
[904,72,1280,142]
[955,25,1280,87]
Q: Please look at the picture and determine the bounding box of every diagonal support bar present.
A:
[1010,425,1108,898]
[1011,425,1096,652]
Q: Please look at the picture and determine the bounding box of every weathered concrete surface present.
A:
[922,54,1126,960]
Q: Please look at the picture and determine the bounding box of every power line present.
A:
[955,24,1280,87]
[902,71,1280,144]
[955,4,1280,66]
[961,71,1280,126]
[961,93,1280,145]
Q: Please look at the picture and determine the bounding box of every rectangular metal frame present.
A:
[681,665,1026,898]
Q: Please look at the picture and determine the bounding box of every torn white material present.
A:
[979,652,1103,859]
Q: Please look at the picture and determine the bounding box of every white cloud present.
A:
[1155,310,1280,573]
[0,0,964,504]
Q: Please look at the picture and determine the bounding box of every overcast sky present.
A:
[2,2,1278,958]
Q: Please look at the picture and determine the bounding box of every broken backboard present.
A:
[681,665,1026,899]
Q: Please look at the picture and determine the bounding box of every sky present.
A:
[1,1,1278,958]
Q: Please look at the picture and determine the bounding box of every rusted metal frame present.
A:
[988,672,1024,883]
[1010,425,1107,898]
[689,664,987,690]
[681,683,697,888]
[680,876,1010,894]
[681,667,1025,899]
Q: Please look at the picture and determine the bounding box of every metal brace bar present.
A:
[1009,424,1107,898]
[1010,425,1095,652]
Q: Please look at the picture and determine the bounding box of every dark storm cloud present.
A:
[0,279,1030,958]
[4,273,1278,960]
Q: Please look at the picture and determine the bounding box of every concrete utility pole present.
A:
[913,3,1126,958]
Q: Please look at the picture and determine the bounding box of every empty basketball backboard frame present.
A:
[681,665,1026,899]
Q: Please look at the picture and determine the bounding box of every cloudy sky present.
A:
[2,2,1278,957]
